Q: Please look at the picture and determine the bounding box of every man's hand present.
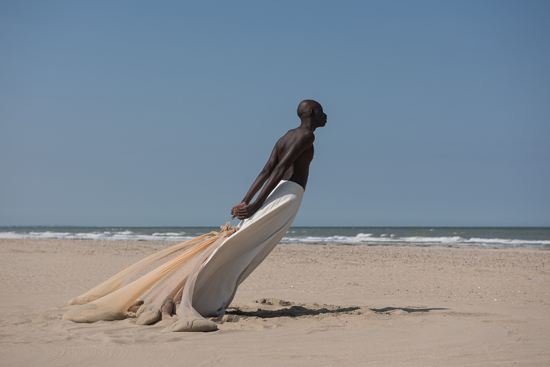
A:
[231,202,247,220]
[231,201,261,220]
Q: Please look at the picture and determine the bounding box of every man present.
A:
[231,99,327,220]
[62,100,328,332]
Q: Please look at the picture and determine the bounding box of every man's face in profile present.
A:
[313,105,327,127]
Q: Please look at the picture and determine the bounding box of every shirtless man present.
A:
[231,99,327,220]
[63,100,327,331]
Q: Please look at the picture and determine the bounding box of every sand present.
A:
[0,238,549,366]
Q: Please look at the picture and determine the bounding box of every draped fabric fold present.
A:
[63,180,304,331]
[183,180,304,319]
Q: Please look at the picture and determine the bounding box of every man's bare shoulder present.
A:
[281,128,315,144]
[273,128,315,159]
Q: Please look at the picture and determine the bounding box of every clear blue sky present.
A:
[1,0,549,227]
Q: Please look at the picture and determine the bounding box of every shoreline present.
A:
[2,236,549,249]
[1,238,549,366]
[2,226,549,249]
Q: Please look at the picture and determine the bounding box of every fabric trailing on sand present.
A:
[63,180,304,332]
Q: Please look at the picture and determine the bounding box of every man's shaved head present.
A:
[297,99,322,119]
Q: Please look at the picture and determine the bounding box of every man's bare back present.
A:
[231,100,327,220]
[276,129,315,189]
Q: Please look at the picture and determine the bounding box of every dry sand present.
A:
[0,238,549,366]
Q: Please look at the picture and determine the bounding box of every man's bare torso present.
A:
[277,129,314,189]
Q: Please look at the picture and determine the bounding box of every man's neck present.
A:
[298,119,317,132]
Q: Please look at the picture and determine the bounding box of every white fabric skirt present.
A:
[181,180,304,317]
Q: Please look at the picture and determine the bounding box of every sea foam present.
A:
[1,228,549,248]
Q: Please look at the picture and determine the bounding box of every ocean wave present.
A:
[280,234,550,248]
[152,232,186,236]
[1,230,549,248]
[0,230,195,242]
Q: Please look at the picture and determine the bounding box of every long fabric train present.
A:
[63,180,304,331]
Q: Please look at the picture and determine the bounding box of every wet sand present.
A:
[1,238,549,366]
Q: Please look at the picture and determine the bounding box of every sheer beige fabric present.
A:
[68,233,216,306]
[63,226,237,323]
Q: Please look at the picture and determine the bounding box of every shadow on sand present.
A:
[225,299,448,319]
[226,305,362,319]
[370,307,448,314]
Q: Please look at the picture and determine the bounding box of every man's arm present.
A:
[231,144,279,219]
[232,132,314,220]
[241,145,279,205]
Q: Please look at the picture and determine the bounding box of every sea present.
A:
[0,226,549,249]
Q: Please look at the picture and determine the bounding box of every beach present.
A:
[1,238,549,366]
